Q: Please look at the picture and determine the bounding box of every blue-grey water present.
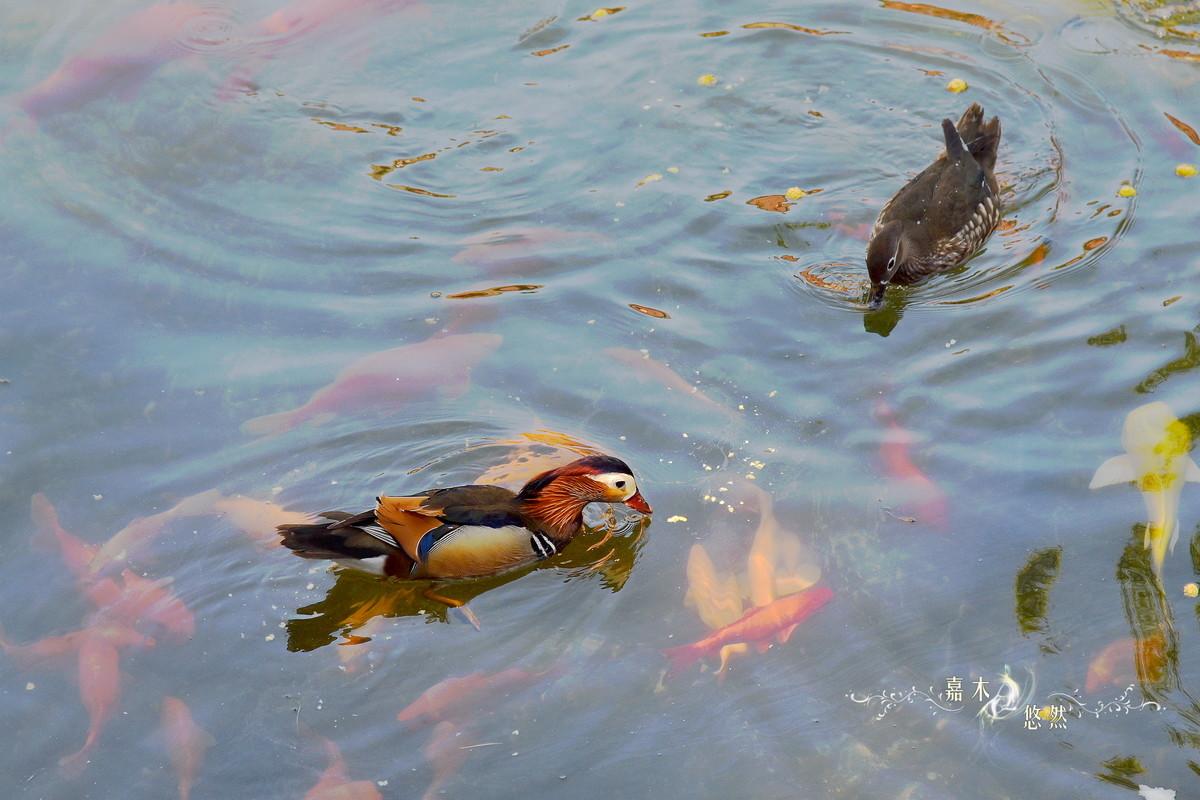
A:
[3,0,1200,797]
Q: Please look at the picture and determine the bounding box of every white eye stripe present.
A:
[593,472,637,496]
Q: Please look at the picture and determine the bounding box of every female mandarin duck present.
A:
[278,455,652,580]
[866,102,1002,308]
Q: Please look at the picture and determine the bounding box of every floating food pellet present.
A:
[946,78,968,93]
[785,186,808,199]
[698,73,718,86]
[1185,583,1199,597]
[666,515,688,523]
[1176,163,1197,177]
[1117,185,1137,197]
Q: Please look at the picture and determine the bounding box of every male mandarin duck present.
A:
[866,102,1002,308]
[278,455,652,580]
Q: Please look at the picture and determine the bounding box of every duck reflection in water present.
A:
[866,103,1002,309]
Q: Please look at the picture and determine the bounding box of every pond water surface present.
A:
[3,0,1200,798]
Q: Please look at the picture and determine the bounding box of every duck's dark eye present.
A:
[615,480,626,489]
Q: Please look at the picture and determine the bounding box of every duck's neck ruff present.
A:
[520,477,595,541]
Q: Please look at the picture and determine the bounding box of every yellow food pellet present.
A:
[785,186,807,200]
[946,78,968,93]
[1184,583,1199,597]
[1117,185,1137,197]
[1176,163,1197,177]
[698,74,718,86]
[666,515,688,523]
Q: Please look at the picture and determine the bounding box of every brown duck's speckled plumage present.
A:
[866,103,1002,308]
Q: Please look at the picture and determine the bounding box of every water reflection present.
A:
[287,515,650,650]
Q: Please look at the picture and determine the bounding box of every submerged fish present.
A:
[683,544,748,675]
[88,490,222,577]
[874,401,948,530]
[302,733,381,800]
[59,631,123,776]
[396,665,560,730]
[161,696,214,800]
[1090,401,1200,576]
[662,585,833,677]
[9,3,209,122]
[240,333,502,436]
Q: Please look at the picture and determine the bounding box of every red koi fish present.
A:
[302,734,381,800]
[10,3,208,122]
[662,586,833,678]
[240,333,502,437]
[59,631,123,776]
[161,696,214,800]
[397,665,560,730]
[874,402,948,530]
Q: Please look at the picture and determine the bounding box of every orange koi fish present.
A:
[107,570,196,641]
[1085,631,1168,693]
[240,333,502,437]
[684,544,749,675]
[874,402,948,530]
[604,347,737,421]
[743,485,821,605]
[397,665,560,730]
[0,622,152,671]
[662,586,833,677]
[9,3,209,122]
[209,493,314,549]
[59,632,123,776]
[88,490,222,577]
[302,734,381,800]
[161,696,214,800]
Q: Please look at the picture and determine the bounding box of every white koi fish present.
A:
[1090,401,1200,576]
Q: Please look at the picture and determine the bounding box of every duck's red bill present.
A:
[624,492,652,515]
